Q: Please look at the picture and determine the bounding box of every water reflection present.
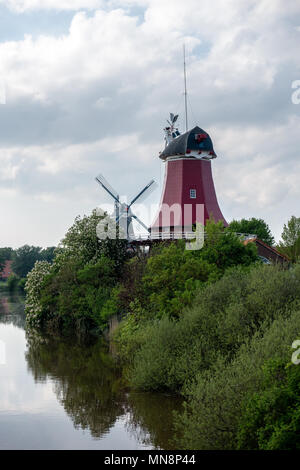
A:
[25,330,181,449]
[0,290,181,449]
[0,291,25,328]
[126,392,182,449]
[25,332,126,439]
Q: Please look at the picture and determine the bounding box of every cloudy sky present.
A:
[0,0,300,247]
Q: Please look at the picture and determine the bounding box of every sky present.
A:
[0,0,300,248]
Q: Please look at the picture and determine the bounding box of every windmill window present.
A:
[190,189,196,199]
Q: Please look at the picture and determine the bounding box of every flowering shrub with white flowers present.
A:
[25,260,52,328]
[24,209,129,333]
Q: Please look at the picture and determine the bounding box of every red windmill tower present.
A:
[150,112,227,236]
[150,45,226,238]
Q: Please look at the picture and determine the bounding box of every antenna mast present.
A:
[183,44,188,132]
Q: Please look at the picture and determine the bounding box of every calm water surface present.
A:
[0,290,181,450]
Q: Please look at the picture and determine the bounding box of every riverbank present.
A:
[114,262,300,449]
[21,212,300,449]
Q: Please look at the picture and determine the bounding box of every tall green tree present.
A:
[58,209,128,273]
[228,217,275,246]
[25,210,130,331]
[278,215,300,262]
[12,245,42,278]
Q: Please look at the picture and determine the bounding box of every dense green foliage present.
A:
[0,245,53,291]
[25,210,129,332]
[117,220,258,324]
[116,264,300,390]
[237,358,300,450]
[278,215,300,262]
[38,256,119,332]
[175,308,300,449]
[24,210,300,449]
[115,263,300,449]
[25,215,257,334]
[12,245,56,278]
[0,247,13,261]
[228,217,275,246]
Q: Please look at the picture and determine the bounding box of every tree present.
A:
[203,219,259,270]
[40,247,56,263]
[25,210,130,332]
[10,245,57,279]
[278,216,300,262]
[12,245,42,278]
[228,218,275,246]
[58,209,128,273]
[0,247,14,275]
[125,220,258,321]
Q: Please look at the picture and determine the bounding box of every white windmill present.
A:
[95,174,156,240]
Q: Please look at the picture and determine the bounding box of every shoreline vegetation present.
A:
[3,210,300,449]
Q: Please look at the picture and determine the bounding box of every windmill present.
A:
[95,174,156,240]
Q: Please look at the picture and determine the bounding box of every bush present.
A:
[117,263,300,393]
[174,310,300,450]
[139,241,219,320]
[37,256,119,332]
[237,358,300,450]
[125,223,258,322]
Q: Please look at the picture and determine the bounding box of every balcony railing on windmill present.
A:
[132,231,203,241]
[131,231,258,242]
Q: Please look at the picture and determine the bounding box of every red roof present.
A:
[243,238,290,263]
[0,260,13,279]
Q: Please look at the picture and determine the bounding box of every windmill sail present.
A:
[95,174,156,240]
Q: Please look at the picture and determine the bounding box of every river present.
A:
[0,289,181,450]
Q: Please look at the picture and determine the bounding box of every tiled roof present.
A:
[243,238,290,262]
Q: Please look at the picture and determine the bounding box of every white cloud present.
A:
[0,0,104,12]
[0,1,300,246]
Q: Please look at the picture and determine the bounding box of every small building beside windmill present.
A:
[243,238,290,265]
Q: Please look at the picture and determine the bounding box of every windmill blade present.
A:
[131,213,150,232]
[169,113,178,124]
[95,174,120,204]
[128,179,157,208]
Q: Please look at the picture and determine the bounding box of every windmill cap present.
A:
[159,126,217,160]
